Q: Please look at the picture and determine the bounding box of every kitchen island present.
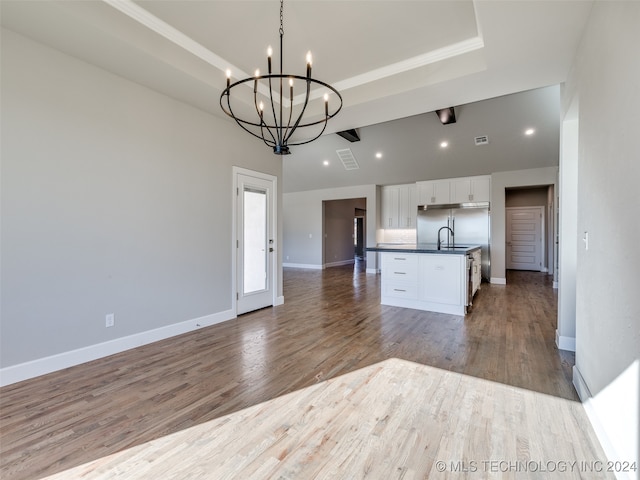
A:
[367,244,481,316]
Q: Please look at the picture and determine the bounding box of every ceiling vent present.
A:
[474,135,489,146]
[336,129,360,142]
[336,148,360,170]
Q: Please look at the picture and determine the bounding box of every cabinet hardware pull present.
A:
[393,272,406,274]
[393,257,406,260]
[393,289,406,292]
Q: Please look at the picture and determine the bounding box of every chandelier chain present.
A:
[279,0,284,36]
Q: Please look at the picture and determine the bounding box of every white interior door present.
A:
[506,207,543,271]
[236,171,275,315]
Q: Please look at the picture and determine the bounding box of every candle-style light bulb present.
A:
[289,78,294,99]
[226,69,231,88]
[324,93,329,116]
[267,46,273,73]
[255,69,260,78]
[259,101,264,118]
[306,51,312,78]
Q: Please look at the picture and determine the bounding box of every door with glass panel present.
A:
[237,173,274,314]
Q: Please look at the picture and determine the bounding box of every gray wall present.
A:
[0,29,282,368]
[283,185,378,270]
[505,187,548,207]
[562,2,640,466]
[323,198,366,266]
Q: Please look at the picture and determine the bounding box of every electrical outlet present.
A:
[105,313,115,328]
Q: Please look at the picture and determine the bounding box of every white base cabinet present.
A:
[381,252,468,316]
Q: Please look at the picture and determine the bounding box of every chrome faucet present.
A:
[437,226,454,250]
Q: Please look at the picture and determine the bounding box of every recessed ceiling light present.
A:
[440,141,449,148]
[323,160,329,166]
[375,152,383,159]
[525,128,535,135]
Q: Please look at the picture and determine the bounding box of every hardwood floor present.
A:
[1,264,581,479]
[40,358,611,479]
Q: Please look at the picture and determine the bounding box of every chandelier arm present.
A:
[260,119,278,147]
[221,91,275,146]
[288,114,329,146]
[259,122,277,148]
[254,85,278,146]
[282,92,294,145]
[278,29,284,147]
[284,78,312,144]
[220,92,276,147]
[266,75,280,146]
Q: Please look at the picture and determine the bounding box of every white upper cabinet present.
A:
[418,175,491,206]
[416,180,450,205]
[450,175,491,203]
[381,184,417,229]
[381,185,400,228]
[399,184,417,228]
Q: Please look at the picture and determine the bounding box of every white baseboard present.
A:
[0,309,235,387]
[573,366,637,480]
[283,263,323,269]
[490,277,507,285]
[366,268,378,274]
[275,295,285,306]
[541,267,549,273]
[324,259,355,268]
[555,330,576,352]
[553,281,559,289]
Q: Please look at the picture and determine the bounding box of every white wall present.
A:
[561,3,640,474]
[557,102,579,352]
[283,185,378,271]
[490,166,559,284]
[0,29,282,383]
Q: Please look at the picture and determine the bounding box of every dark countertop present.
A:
[366,244,481,255]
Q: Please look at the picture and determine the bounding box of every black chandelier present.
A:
[220,0,342,155]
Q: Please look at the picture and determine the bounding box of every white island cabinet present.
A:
[380,250,472,316]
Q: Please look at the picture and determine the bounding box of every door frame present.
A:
[232,167,279,315]
[505,206,545,271]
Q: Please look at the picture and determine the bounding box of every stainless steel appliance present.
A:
[417,202,491,280]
